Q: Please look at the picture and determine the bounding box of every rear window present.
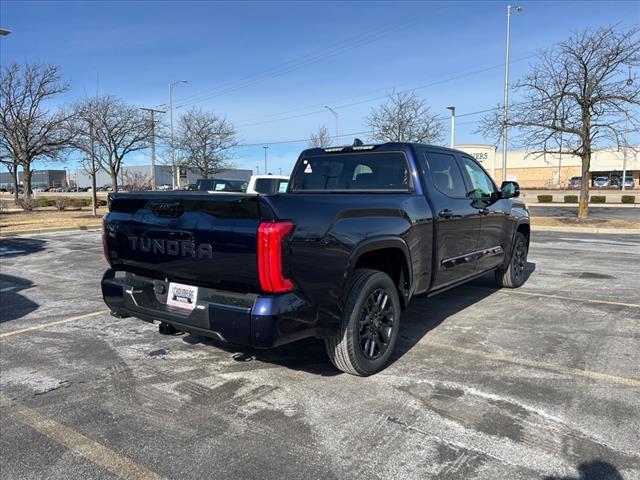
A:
[289,152,410,191]
[197,179,248,192]
[254,178,289,194]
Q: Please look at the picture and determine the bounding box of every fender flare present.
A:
[341,236,413,306]
[502,219,530,269]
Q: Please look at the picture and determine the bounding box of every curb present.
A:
[526,203,639,208]
[531,225,640,235]
[0,224,102,238]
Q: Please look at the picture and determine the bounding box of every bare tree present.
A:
[175,108,237,178]
[479,26,640,218]
[69,96,152,192]
[309,125,333,148]
[366,91,444,144]
[122,170,152,192]
[0,63,73,202]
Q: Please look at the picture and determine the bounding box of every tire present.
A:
[496,232,528,288]
[325,269,401,376]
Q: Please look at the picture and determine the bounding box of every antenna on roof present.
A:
[353,138,364,146]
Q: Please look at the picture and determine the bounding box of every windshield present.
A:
[290,152,410,191]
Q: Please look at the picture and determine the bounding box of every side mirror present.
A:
[500,181,520,198]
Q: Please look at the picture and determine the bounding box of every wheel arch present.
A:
[343,237,412,308]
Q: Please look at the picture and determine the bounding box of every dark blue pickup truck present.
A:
[102,142,530,375]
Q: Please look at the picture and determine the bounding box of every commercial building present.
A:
[0,169,67,189]
[457,145,639,188]
[72,165,253,189]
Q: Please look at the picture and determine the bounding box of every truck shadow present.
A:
[0,273,39,323]
[0,237,47,258]
[543,459,623,480]
[183,262,535,376]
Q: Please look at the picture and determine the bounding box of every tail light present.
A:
[257,221,295,293]
[102,216,112,266]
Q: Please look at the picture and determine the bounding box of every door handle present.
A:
[438,209,453,219]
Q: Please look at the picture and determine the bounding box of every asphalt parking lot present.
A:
[528,205,640,222]
[1,230,639,480]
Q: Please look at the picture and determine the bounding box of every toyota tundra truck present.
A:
[102,142,530,376]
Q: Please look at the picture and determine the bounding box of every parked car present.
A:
[568,176,582,189]
[102,141,530,376]
[592,176,610,188]
[246,175,290,194]
[619,176,635,189]
[157,184,172,191]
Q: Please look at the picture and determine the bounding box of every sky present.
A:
[1,0,639,176]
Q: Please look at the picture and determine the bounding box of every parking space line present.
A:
[0,395,166,480]
[472,287,640,309]
[425,340,640,389]
[0,310,107,338]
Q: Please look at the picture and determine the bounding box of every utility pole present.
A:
[446,106,456,148]
[263,146,269,174]
[256,164,260,175]
[140,107,165,190]
[169,80,187,189]
[325,106,339,146]
[502,5,523,182]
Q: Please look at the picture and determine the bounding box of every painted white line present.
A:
[425,341,640,389]
[0,395,166,480]
[0,248,26,256]
[0,310,107,338]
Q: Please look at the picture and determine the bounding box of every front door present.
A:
[458,155,509,272]
[422,150,481,289]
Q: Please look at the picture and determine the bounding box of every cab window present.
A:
[424,152,467,198]
[459,156,496,200]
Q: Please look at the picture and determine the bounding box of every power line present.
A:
[233,104,511,148]
[168,17,418,110]
[233,54,536,129]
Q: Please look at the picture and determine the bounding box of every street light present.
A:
[446,106,456,148]
[501,5,524,182]
[263,146,269,174]
[324,105,339,146]
[0,28,12,36]
[169,80,187,189]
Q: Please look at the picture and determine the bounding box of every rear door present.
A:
[421,149,481,289]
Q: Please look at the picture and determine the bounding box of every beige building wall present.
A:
[455,144,639,188]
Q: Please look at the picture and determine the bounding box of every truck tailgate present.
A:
[105,193,271,293]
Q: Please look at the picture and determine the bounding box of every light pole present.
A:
[325,106,339,146]
[446,106,456,148]
[501,5,523,182]
[256,164,260,175]
[622,113,629,191]
[0,28,11,36]
[169,80,187,189]
[263,146,269,174]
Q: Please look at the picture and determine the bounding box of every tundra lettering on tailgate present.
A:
[128,236,213,259]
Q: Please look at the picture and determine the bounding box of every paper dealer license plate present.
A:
[167,282,198,310]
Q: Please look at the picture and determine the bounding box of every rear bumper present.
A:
[101,269,315,348]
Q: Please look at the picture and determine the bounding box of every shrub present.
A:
[621,195,636,204]
[36,197,51,207]
[564,195,578,203]
[17,197,35,211]
[590,195,606,204]
[55,197,69,211]
[97,199,107,207]
[67,198,84,208]
[537,195,553,203]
